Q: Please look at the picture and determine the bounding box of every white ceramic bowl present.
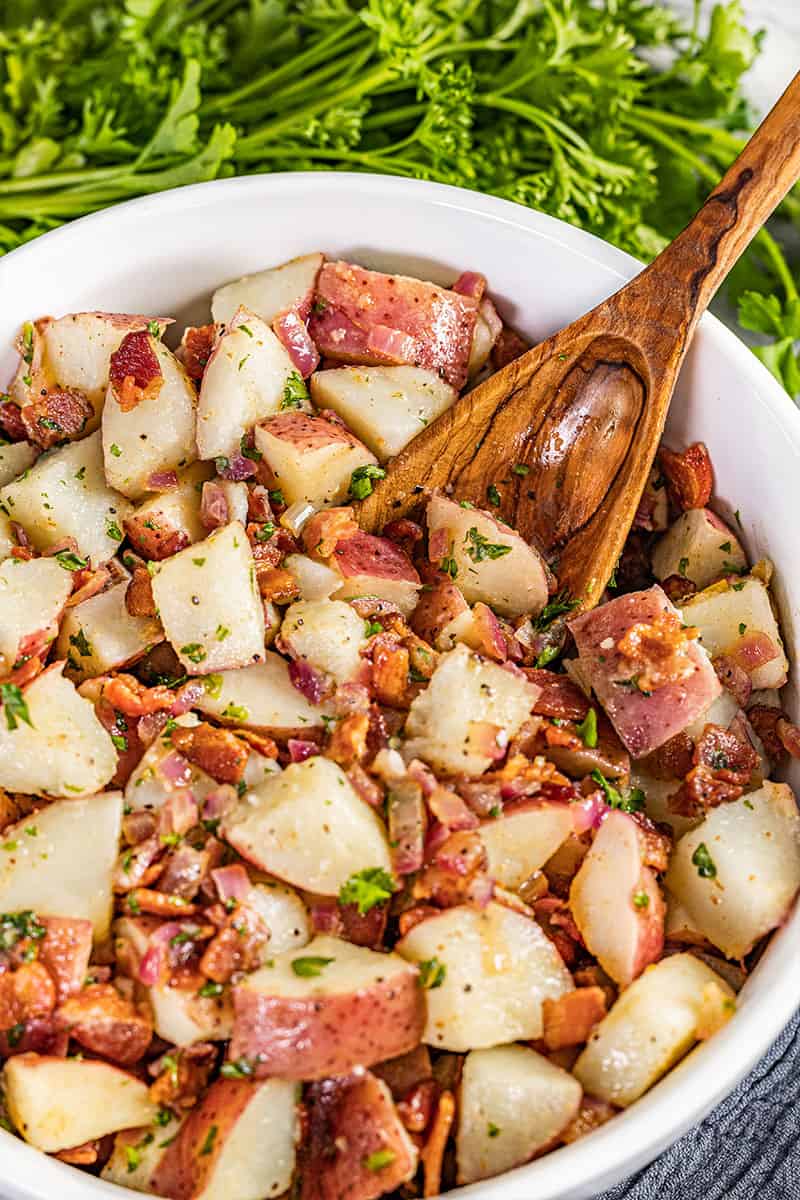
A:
[0,173,798,1200]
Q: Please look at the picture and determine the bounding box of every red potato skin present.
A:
[410,579,468,644]
[229,969,425,1081]
[300,1070,417,1200]
[261,411,365,452]
[569,586,721,758]
[151,1078,254,1200]
[333,531,420,584]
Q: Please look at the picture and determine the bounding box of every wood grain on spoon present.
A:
[357,71,800,611]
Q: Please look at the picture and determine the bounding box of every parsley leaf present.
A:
[338,867,396,915]
[0,683,33,732]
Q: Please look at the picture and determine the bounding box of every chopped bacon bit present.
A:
[669,765,742,817]
[99,673,175,717]
[371,641,413,709]
[777,718,800,760]
[560,1097,618,1145]
[427,785,478,832]
[670,721,759,818]
[382,518,425,558]
[181,324,217,381]
[0,400,26,442]
[54,1140,103,1166]
[255,564,300,604]
[325,712,369,767]
[65,565,110,609]
[421,1089,455,1198]
[125,888,198,918]
[544,722,582,750]
[0,962,57,1030]
[572,964,617,1009]
[21,388,93,449]
[616,609,699,692]
[491,326,528,370]
[125,565,157,618]
[661,573,697,605]
[525,670,590,721]
[149,1043,217,1110]
[397,1078,438,1134]
[542,986,607,1050]
[746,704,786,760]
[109,330,163,412]
[398,905,438,937]
[38,917,93,1004]
[273,309,320,377]
[234,729,279,759]
[56,983,153,1065]
[712,654,752,707]
[658,442,713,511]
[413,832,491,909]
[199,904,268,984]
[641,731,695,781]
[170,722,248,786]
[302,507,358,560]
[727,631,779,674]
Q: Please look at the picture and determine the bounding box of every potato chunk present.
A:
[124,461,213,560]
[404,644,540,775]
[311,365,456,462]
[103,337,197,498]
[456,1045,582,1184]
[194,652,329,732]
[0,441,37,488]
[0,557,72,672]
[58,576,162,681]
[573,954,734,1106]
[396,902,573,1050]
[664,781,800,958]
[0,791,121,938]
[652,508,746,590]
[221,756,392,894]
[280,599,368,686]
[212,253,323,325]
[151,521,265,674]
[197,308,301,460]
[0,665,117,798]
[478,801,574,889]
[681,577,789,690]
[4,1054,157,1152]
[0,431,132,565]
[255,412,377,508]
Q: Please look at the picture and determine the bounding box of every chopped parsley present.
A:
[215,624,231,641]
[281,371,309,409]
[0,683,33,732]
[0,911,46,951]
[291,955,335,978]
[591,769,644,813]
[418,957,446,989]
[106,519,123,542]
[203,674,224,699]
[678,557,689,576]
[719,541,732,553]
[364,620,383,637]
[222,702,249,722]
[197,980,224,998]
[576,707,598,748]
[338,867,396,915]
[147,320,161,337]
[239,433,262,461]
[692,842,717,879]
[221,1058,254,1079]
[463,526,511,563]
[486,483,501,506]
[200,1125,218,1156]
[55,550,88,572]
[738,622,747,636]
[487,1122,501,1138]
[180,643,207,664]
[254,522,276,542]
[110,443,122,457]
[349,464,387,501]
[111,733,128,752]
[533,588,578,630]
[364,1149,396,1172]
[512,463,530,476]
[633,891,650,909]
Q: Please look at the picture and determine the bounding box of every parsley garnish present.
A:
[534,588,578,630]
[291,955,334,978]
[200,1125,218,1156]
[281,371,309,409]
[349,464,387,500]
[486,483,501,506]
[692,842,717,879]
[180,643,206,664]
[0,683,33,732]
[591,769,644,813]
[221,1058,254,1079]
[364,1149,396,1172]
[338,867,396,915]
[576,707,598,748]
[106,519,123,542]
[418,957,446,989]
[463,526,511,563]
[55,550,87,572]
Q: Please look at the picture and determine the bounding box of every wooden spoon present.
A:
[357,72,800,611]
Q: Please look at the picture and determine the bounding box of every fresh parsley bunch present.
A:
[0,0,797,397]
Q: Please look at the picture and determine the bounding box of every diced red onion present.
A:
[137,710,168,747]
[171,680,206,716]
[202,785,238,823]
[288,658,328,704]
[288,738,319,763]
[147,470,179,491]
[347,764,383,809]
[158,750,193,787]
[211,864,251,904]
[571,790,609,835]
[200,481,229,530]
[219,453,257,481]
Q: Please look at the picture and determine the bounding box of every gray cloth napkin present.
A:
[596,1008,800,1200]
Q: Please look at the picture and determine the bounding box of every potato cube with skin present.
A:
[652,508,747,591]
[151,521,265,674]
[0,557,72,672]
[300,1071,418,1200]
[310,365,456,462]
[0,431,133,565]
[330,530,421,616]
[197,308,303,460]
[194,653,330,732]
[3,1053,157,1152]
[212,253,323,326]
[102,1112,185,1192]
[230,935,424,1079]
[255,411,377,508]
[221,756,392,895]
[103,335,197,499]
[151,1077,299,1200]
[0,792,121,939]
[681,577,789,690]
[284,553,341,601]
[456,1045,582,1185]
[478,801,575,890]
[0,441,37,488]
[569,810,665,987]
[57,576,162,681]
[246,879,310,955]
[0,665,118,799]
[124,461,213,560]
[404,644,541,775]
[664,781,800,959]
[396,902,574,1051]
[280,599,368,686]
[568,585,721,758]
[573,954,735,1106]
[426,493,549,619]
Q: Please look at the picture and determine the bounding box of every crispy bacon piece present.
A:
[524,670,590,721]
[125,565,157,618]
[542,986,607,1050]
[560,1097,618,1145]
[199,904,268,984]
[325,712,369,767]
[38,917,93,1003]
[413,831,492,909]
[669,722,759,818]
[746,704,786,760]
[56,983,153,1065]
[98,673,175,718]
[170,723,248,786]
[370,641,412,709]
[658,442,713,511]
[641,731,695,781]
[712,653,752,707]
[180,324,217,382]
[21,388,93,449]
[235,729,279,759]
[397,1078,438,1135]
[254,564,300,604]
[54,1140,103,1165]
[777,718,800,759]
[0,399,26,442]
[125,889,198,918]
[0,962,56,1031]
[421,1089,456,1198]
[616,609,699,692]
[302,507,359,559]
[109,330,163,411]
[726,631,779,674]
[491,326,527,370]
[382,517,424,558]
[661,573,697,605]
[149,1043,217,1111]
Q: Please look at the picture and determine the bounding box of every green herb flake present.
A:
[591,769,644,814]
[203,674,224,699]
[197,980,224,998]
[106,519,123,542]
[291,955,335,978]
[221,1058,254,1079]
[678,557,690,576]
[55,549,88,572]
[512,464,530,477]
[110,443,122,457]
[633,891,650,910]
[181,643,207,664]
[364,1149,396,1172]
[0,683,33,732]
[111,733,128,752]
[418,956,446,989]
[200,1125,218,1156]
[486,483,501,506]
[147,320,161,338]
[281,371,309,410]
[338,867,396,915]
[692,842,717,879]
[534,589,578,631]
[192,557,206,566]
[254,522,276,542]
[349,464,387,501]
[222,702,249,722]
[738,622,747,635]
[463,527,511,563]
[487,1122,501,1138]
[576,707,598,748]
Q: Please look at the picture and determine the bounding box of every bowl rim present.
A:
[1,170,799,1200]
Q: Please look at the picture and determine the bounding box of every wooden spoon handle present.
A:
[628,70,800,336]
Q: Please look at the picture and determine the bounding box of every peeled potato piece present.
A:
[573,953,735,1106]
[152,1077,299,1200]
[396,902,574,1051]
[456,1045,582,1185]
[652,508,746,591]
[221,756,392,895]
[681,577,789,690]
[151,521,265,674]
[4,1053,157,1152]
[0,557,72,672]
[255,411,377,509]
[58,575,162,681]
[664,781,800,959]
[193,653,330,732]
[280,599,368,686]
[478,801,574,890]
[124,461,213,560]
[0,441,37,488]
[0,664,117,798]
[211,253,323,326]
[102,1111,185,1192]
[0,791,122,939]
[0,431,132,565]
